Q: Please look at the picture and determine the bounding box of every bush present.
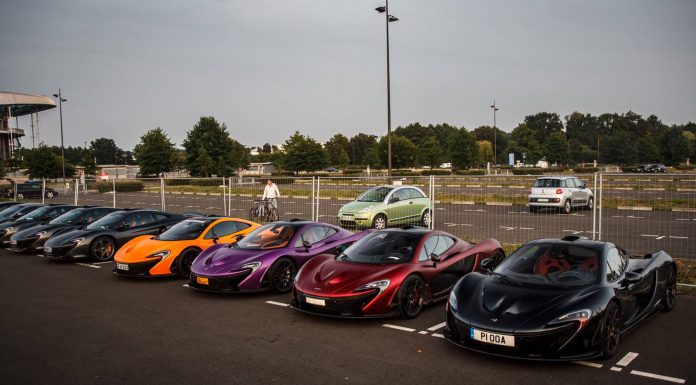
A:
[542,167,569,174]
[573,167,599,173]
[342,168,364,175]
[165,179,223,187]
[674,165,696,171]
[454,169,486,175]
[96,181,144,193]
[621,166,640,173]
[420,169,451,176]
[512,168,544,175]
[390,170,420,176]
[271,171,296,177]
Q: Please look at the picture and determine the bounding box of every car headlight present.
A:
[146,250,170,259]
[71,237,85,245]
[359,206,374,214]
[449,290,458,312]
[239,261,261,273]
[551,309,592,330]
[356,279,390,293]
[36,231,48,238]
[5,227,15,234]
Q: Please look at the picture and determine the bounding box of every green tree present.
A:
[23,147,74,178]
[524,112,564,143]
[182,116,249,177]
[476,140,494,165]
[450,129,479,169]
[325,134,350,166]
[603,131,637,165]
[90,138,124,164]
[660,127,693,165]
[133,127,176,176]
[378,135,418,169]
[362,145,381,168]
[473,125,510,164]
[281,132,329,172]
[637,133,661,164]
[337,150,350,169]
[509,123,543,163]
[194,147,215,177]
[419,137,443,168]
[348,133,378,165]
[545,131,570,165]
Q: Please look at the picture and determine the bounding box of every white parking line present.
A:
[182,284,189,287]
[610,367,622,372]
[382,324,416,332]
[630,370,686,384]
[573,361,603,368]
[265,301,290,307]
[418,331,428,335]
[669,236,688,239]
[431,333,445,339]
[75,263,100,269]
[616,352,639,367]
[427,322,446,331]
[91,261,113,265]
[656,236,666,240]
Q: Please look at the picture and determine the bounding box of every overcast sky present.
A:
[1,0,695,150]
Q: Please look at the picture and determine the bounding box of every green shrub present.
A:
[165,179,224,187]
[454,169,486,175]
[542,167,569,174]
[420,169,451,176]
[512,168,544,175]
[674,165,696,171]
[621,166,639,173]
[391,170,420,176]
[342,168,364,175]
[271,171,296,177]
[572,167,598,173]
[96,181,144,193]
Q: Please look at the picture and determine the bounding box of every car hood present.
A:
[339,201,382,214]
[0,220,20,231]
[191,245,279,276]
[458,273,594,333]
[45,228,108,247]
[14,223,75,239]
[115,236,191,263]
[296,255,403,295]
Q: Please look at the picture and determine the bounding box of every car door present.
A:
[119,212,159,246]
[566,179,582,206]
[407,188,429,222]
[203,220,251,245]
[417,235,462,296]
[385,188,412,224]
[605,247,637,326]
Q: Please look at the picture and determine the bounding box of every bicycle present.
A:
[249,198,279,222]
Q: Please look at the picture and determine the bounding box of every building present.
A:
[243,162,276,175]
[0,91,56,160]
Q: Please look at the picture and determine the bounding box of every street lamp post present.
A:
[490,101,499,166]
[52,89,68,179]
[375,2,398,176]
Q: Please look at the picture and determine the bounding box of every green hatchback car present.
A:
[337,185,431,229]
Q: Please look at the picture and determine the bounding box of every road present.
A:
[0,250,692,385]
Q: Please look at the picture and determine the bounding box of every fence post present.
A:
[112,178,116,208]
[160,177,165,212]
[316,177,321,222]
[228,177,232,216]
[592,172,597,240]
[13,180,16,202]
[430,175,435,230]
[311,176,316,222]
[222,177,227,216]
[41,179,46,204]
[598,172,603,240]
[74,179,78,205]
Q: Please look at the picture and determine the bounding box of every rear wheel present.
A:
[175,248,200,278]
[46,191,55,198]
[420,209,431,228]
[562,199,572,214]
[16,192,24,200]
[601,301,621,358]
[91,236,116,261]
[586,197,594,211]
[267,207,279,222]
[663,266,677,312]
[269,257,296,294]
[372,214,387,230]
[398,275,425,319]
[248,207,256,221]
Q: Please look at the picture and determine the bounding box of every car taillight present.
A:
[556,188,563,194]
[529,189,532,194]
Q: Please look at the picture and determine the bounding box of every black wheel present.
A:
[16,193,24,200]
[372,214,387,230]
[586,197,594,211]
[91,236,116,261]
[601,301,621,358]
[267,207,279,222]
[248,207,256,221]
[397,275,425,319]
[269,257,296,294]
[175,248,200,278]
[663,266,677,312]
[562,199,572,214]
[529,206,538,213]
[46,191,55,198]
[420,209,431,228]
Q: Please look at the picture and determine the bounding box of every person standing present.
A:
[262,179,280,213]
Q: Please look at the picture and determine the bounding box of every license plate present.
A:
[470,328,515,347]
[196,276,209,285]
[536,198,549,202]
[116,263,129,271]
[340,215,353,221]
[305,297,326,307]
[10,239,17,245]
[45,247,52,253]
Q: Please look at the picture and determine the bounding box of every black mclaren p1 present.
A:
[0,204,76,246]
[44,209,185,261]
[444,236,677,360]
[0,203,44,224]
[9,206,118,252]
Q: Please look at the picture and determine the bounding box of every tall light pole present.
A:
[490,101,499,166]
[375,2,398,176]
[52,89,67,179]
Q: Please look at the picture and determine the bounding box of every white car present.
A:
[528,176,594,214]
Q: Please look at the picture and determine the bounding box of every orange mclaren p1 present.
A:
[113,216,259,278]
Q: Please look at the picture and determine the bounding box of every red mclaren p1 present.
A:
[291,227,504,319]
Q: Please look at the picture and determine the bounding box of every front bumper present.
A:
[337,214,372,228]
[8,236,38,252]
[189,270,254,293]
[44,242,89,260]
[528,195,563,207]
[291,288,387,318]
[114,259,164,277]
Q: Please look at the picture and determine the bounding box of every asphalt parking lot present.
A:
[1,250,693,385]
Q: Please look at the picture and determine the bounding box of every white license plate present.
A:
[305,297,326,307]
[45,247,52,253]
[116,263,129,271]
[536,198,549,202]
[340,215,353,221]
[10,239,17,245]
[470,328,515,347]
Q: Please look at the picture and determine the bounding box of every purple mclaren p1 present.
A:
[189,220,367,293]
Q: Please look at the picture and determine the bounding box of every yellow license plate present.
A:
[196,276,209,285]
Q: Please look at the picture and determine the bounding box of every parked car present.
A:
[444,236,677,360]
[6,182,59,199]
[9,206,118,252]
[114,216,259,278]
[0,203,44,224]
[635,164,667,173]
[43,209,185,261]
[0,204,76,246]
[292,227,504,319]
[189,221,364,293]
[337,185,431,229]
[528,176,593,214]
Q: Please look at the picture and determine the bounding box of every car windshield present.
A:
[337,231,420,264]
[533,179,560,188]
[157,219,210,241]
[86,213,126,230]
[16,206,55,221]
[357,187,392,202]
[50,209,89,225]
[493,243,601,286]
[0,205,30,218]
[235,223,298,250]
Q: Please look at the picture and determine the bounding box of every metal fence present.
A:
[12,173,696,264]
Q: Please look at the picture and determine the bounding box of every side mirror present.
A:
[235,234,245,242]
[302,239,312,249]
[624,271,642,285]
[212,237,219,244]
[430,253,441,266]
[335,244,349,254]
[480,258,494,272]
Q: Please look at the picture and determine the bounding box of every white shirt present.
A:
[262,183,280,199]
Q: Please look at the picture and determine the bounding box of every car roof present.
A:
[525,237,607,253]
[378,226,431,236]
[535,176,576,180]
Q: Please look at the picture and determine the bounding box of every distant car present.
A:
[337,185,431,229]
[0,203,44,224]
[324,167,338,173]
[44,209,185,261]
[292,227,504,318]
[440,163,453,169]
[6,182,59,199]
[189,221,363,293]
[113,217,259,278]
[635,164,667,173]
[9,206,118,252]
[528,176,593,214]
[0,204,76,246]
[444,236,677,360]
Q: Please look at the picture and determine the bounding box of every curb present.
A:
[672,208,696,212]
[451,201,475,205]
[486,202,513,206]
[617,206,652,211]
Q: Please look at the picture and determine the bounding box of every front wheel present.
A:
[397,275,425,319]
[420,209,431,228]
[269,257,296,294]
[663,266,677,312]
[601,301,621,358]
[267,207,279,222]
[248,207,257,221]
[372,214,387,230]
[175,248,200,278]
[91,236,116,261]
[46,191,55,198]
[586,197,594,211]
[16,192,24,200]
